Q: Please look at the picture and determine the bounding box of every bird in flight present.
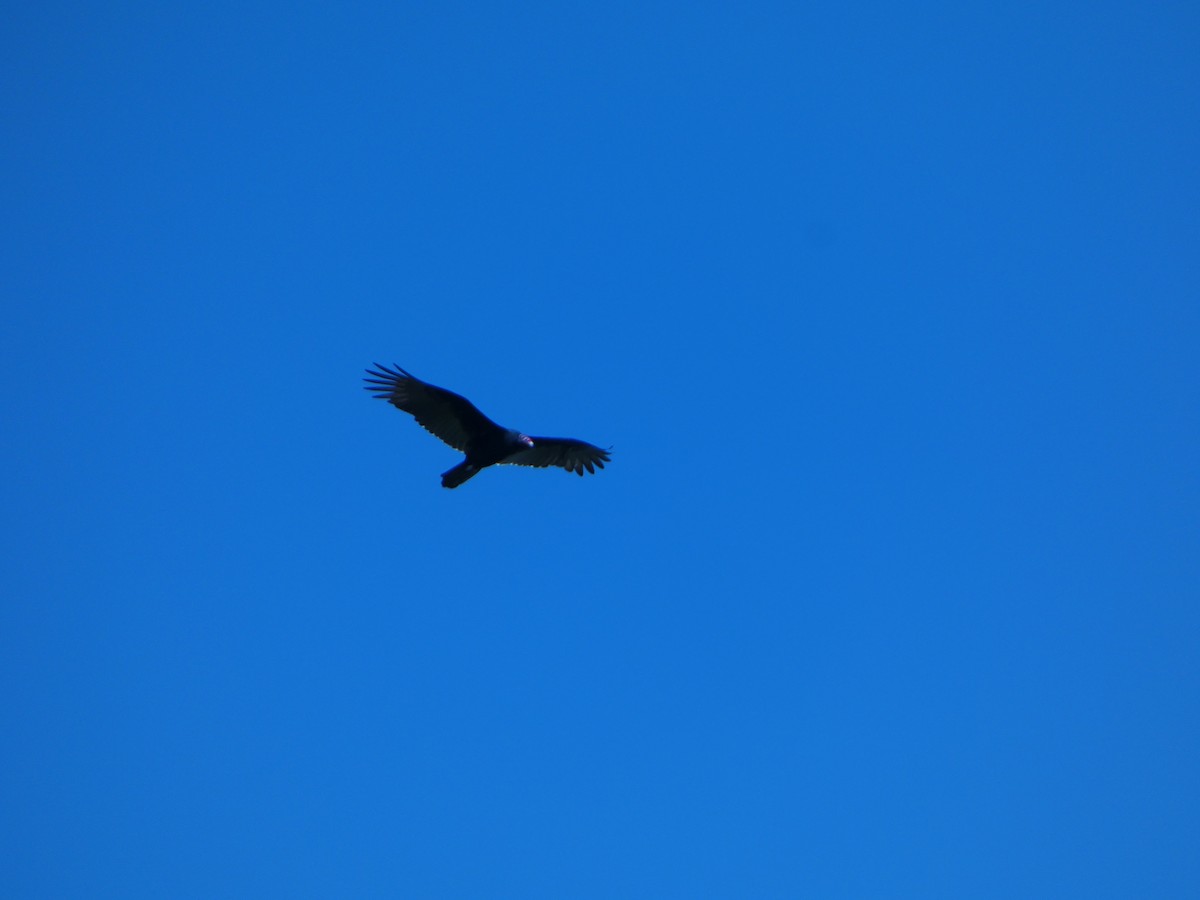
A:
[364,363,611,488]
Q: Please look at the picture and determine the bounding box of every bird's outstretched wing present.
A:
[363,364,502,452]
[501,437,611,476]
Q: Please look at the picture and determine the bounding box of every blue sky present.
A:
[2,2,1198,896]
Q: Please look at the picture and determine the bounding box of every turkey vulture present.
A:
[363,363,611,488]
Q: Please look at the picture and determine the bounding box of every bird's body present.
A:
[364,363,610,488]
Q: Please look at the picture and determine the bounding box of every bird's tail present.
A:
[441,461,480,489]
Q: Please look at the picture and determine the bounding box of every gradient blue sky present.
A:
[3,3,1198,897]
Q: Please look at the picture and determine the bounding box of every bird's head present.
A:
[518,433,535,448]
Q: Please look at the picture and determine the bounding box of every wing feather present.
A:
[363,363,502,452]
[501,437,611,475]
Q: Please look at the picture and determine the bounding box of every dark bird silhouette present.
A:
[364,363,611,488]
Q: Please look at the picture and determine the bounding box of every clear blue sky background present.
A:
[3,3,1197,897]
